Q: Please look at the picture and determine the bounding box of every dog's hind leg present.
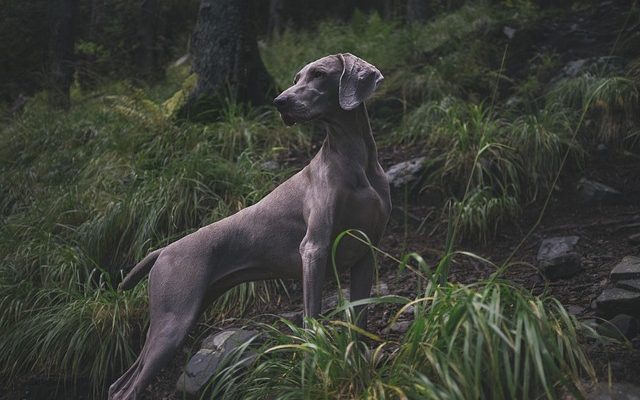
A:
[109,254,209,400]
[109,310,200,399]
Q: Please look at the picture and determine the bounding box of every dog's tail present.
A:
[118,248,163,291]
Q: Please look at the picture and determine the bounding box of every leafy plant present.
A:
[199,255,596,400]
[0,87,301,396]
[546,66,640,147]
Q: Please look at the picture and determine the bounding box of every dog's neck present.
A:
[320,104,378,169]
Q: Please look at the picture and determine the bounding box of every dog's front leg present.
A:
[299,230,330,322]
[350,252,374,330]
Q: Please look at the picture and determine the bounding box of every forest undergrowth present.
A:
[1,1,639,398]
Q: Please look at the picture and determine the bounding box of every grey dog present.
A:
[108,53,391,399]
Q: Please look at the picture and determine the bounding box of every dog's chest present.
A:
[327,183,388,267]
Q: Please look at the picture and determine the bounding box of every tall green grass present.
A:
[395,97,580,242]
[546,69,640,147]
[1,1,638,396]
[0,87,303,396]
[199,251,596,400]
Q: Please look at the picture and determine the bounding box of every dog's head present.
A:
[273,53,384,126]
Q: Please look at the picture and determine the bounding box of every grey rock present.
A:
[537,236,579,258]
[505,95,521,107]
[577,178,622,204]
[557,57,626,81]
[176,329,259,395]
[617,280,640,293]
[566,304,585,316]
[401,305,416,317]
[587,382,640,400]
[372,282,389,296]
[598,314,639,340]
[536,236,582,279]
[385,157,426,188]
[279,310,303,325]
[563,59,588,78]
[596,143,609,157]
[260,160,280,172]
[503,26,516,39]
[323,282,389,312]
[382,320,412,335]
[583,319,599,330]
[611,256,640,282]
[596,288,640,318]
[628,233,640,245]
[323,289,350,313]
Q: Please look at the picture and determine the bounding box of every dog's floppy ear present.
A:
[338,53,384,111]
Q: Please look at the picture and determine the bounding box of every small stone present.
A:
[385,157,426,188]
[628,233,640,245]
[177,329,259,395]
[583,319,599,330]
[587,382,640,400]
[391,320,412,334]
[617,280,640,293]
[322,289,350,313]
[596,288,640,318]
[563,59,588,78]
[323,283,388,312]
[503,26,516,39]
[505,96,521,107]
[538,236,580,257]
[260,160,280,172]
[536,236,582,280]
[598,314,640,340]
[566,304,585,316]
[279,311,303,326]
[382,320,412,335]
[372,282,389,296]
[596,143,608,157]
[201,329,259,350]
[611,256,640,282]
[402,305,416,316]
[576,177,622,203]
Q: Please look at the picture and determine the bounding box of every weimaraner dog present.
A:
[108,53,391,399]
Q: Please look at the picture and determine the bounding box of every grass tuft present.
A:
[199,277,595,400]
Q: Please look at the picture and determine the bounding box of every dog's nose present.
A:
[273,95,287,109]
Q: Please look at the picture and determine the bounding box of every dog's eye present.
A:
[311,70,326,79]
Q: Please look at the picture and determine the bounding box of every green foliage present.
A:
[0,85,303,395]
[0,0,49,101]
[200,274,595,400]
[262,12,413,90]
[451,187,520,244]
[397,98,582,241]
[383,2,640,241]
[2,1,639,396]
[546,70,640,146]
[0,272,147,398]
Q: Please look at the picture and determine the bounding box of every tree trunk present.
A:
[77,0,104,89]
[406,0,431,23]
[48,0,78,110]
[183,0,276,120]
[268,0,285,36]
[135,0,161,81]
